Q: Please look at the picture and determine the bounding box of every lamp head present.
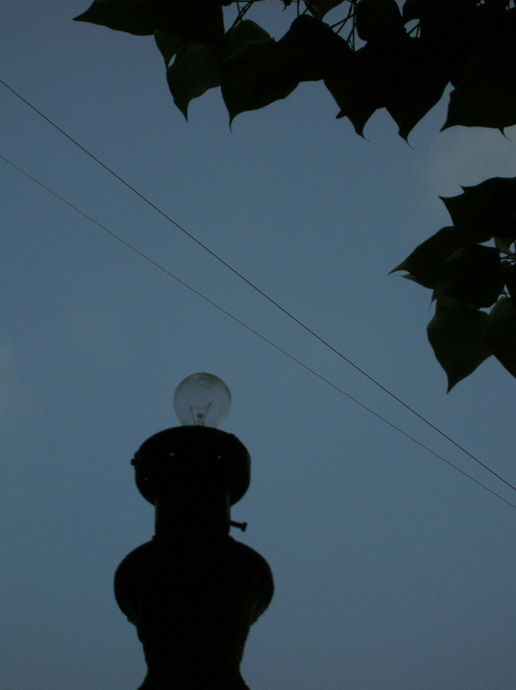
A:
[173,373,231,428]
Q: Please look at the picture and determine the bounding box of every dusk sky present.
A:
[2,2,516,689]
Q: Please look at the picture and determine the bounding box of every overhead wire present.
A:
[2,150,516,513]
[2,77,516,498]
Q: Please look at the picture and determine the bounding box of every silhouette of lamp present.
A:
[114,373,274,690]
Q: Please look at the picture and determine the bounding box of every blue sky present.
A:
[2,2,516,689]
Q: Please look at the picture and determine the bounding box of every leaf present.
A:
[415,3,506,87]
[390,226,466,289]
[304,0,344,19]
[74,0,224,44]
[226,20,271,53]
[222,16,351,123]
[325,59,377,136]
[356,0,403,43]
[441,177,516,242]
[325,38,395,136]
[427,299,491,391]
[485,297,516,378]
[402,0,478,23]
[494,237,515,255]
[154,30,182,67]
[278,15,352,82]
[221,38,298,123]
[167,43,222,119]
[433,244,504,308]
[326,30,446,139]
[385,36,448,141]
[442,27,516,131]
[504,263,516,304]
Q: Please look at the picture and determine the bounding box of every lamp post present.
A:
[114,374,274,690]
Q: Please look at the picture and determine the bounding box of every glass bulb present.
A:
[173,373,231,427]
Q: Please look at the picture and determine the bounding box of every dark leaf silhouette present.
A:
[390,226,466,289]
[327,31,447,139]
[221,38,297,123]
[485,297,516,377]
[326,36,403,136]
[76,0,516,388]
[433,245,504,308]
[504,263,516,304]
[427,299,491,392]
[443,25,516,131]
[385,36,448,141]
[304,0,344,20]
[280,16,352,82]
[74,0,224,43]
[494,237,515,256]
[75,0,516,138]
[154,30,182,67]
[441,177,516,242]
[403,0,478,23]
[226,19,271,53]
[167,44,223,119]
[355,0,403,43]
[222,16,351,123]
[417,2,506,87]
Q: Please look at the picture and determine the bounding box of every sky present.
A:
[2,2,516,689]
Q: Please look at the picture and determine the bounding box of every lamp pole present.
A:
[114,375,274,690]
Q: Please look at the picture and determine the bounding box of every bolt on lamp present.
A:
[114,373,274,690]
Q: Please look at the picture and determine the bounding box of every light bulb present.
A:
[173,373,231,428]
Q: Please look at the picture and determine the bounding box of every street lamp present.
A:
[114,374,274,690]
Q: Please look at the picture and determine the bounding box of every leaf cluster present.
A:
[75,1,516,390]
[75,0,516,137]
[392,177,516,390]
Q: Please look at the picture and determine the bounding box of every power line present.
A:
[2,77,516,498]
[2,150,516,513]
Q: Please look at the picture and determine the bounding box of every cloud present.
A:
[426,125,516,198]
